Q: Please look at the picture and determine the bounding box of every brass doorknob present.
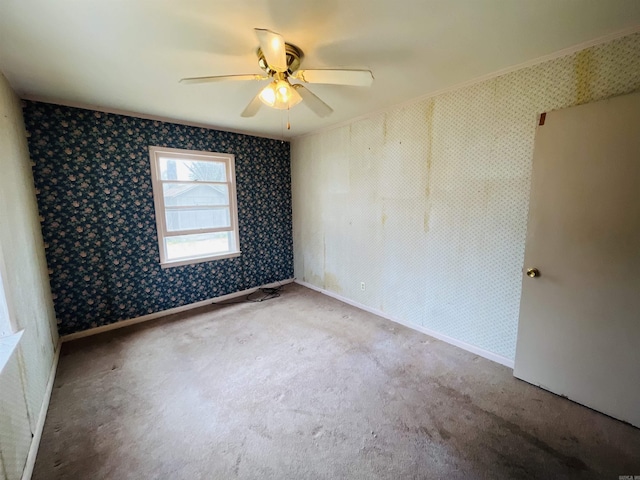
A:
[526,268,540,278]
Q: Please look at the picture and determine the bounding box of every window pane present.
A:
[163,184,229,207]
[159,157,226,182]
[165,208,230,232]
[165,232,234,261]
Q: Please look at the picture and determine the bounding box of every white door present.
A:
[514,91,640,427]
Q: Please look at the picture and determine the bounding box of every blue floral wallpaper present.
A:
[23,101,293,335]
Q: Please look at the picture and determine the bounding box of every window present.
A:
[149,146,240,268]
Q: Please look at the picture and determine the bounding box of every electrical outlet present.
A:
[360,282,366,291]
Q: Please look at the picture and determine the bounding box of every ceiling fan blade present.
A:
[292,69,374,87]
[255,28,288,73]
[293,85,333,118]
[241,92,263,118]
[180,74,268,85]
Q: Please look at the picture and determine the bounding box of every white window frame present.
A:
[148,146,241,268]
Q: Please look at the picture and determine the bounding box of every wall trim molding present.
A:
[61,279,294,342]
[293,24,640,140]
[295,279,515,369]
[21,339,61,480]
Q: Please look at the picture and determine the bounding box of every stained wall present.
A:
[291,33,640,362]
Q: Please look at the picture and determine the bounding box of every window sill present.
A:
[160,251,241,269]
[0,330,23,376]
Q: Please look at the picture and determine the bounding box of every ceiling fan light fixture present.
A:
[259,82,277,106]
[259,79,302,110]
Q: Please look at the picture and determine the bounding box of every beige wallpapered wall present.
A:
[291,32,640,362]
[0,72,58,480]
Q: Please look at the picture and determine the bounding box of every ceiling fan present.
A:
[180,28,374,118]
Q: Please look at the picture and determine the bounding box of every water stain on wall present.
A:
[575,49,593,105]
[305,271,324,288]
[383,113,388,142]
[292,33,640,361]
[423,99,435,235]
[324,272,342,293]
[322,234,326,282]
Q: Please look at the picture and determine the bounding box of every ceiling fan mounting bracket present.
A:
[257,43,304,76]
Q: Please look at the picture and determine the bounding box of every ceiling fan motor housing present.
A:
[257,43,303,76]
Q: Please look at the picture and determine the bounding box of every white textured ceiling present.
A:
[1,0,640,139]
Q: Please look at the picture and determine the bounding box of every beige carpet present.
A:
[33,283,640,479]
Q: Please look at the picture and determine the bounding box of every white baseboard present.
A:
[61,279,294,343]
[295,279,515,369]
[21,339,61,480]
